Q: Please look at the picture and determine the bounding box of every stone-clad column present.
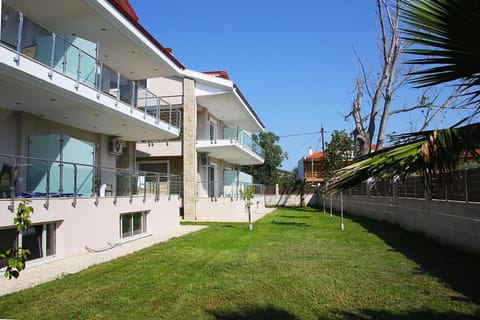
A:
[182,77,197,220]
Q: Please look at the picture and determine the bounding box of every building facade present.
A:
[136,70,266,221]
[0,0,267,268]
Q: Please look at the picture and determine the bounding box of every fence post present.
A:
[340,192,344,230]
[465,168,469,203]
[392,177,398,205]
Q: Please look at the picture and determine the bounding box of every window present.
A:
[209,119,217,141]
[0,223,56,267]
[120,211,147,238]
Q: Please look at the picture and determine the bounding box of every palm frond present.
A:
[400,0,480,99]
[326,123,480,193]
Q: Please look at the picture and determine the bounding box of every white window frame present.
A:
[120,211,148,239]
[209,118,218,141]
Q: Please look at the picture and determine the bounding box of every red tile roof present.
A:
[306,151,325,160]
[109,0,138,21]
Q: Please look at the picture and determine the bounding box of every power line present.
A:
[279,130,331,138]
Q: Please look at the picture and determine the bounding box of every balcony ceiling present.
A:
[197,142,264,166]
[197,93,263,133]
[4,0,181,80]
[0,61,178,141]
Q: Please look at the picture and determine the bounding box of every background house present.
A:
[298,147,326,185]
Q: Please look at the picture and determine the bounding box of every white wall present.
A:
[147,76,183,105]
[0,195,181,258]
[265,193,318,207]
[136,141,182,157]
[195,195,266,222]
[327,194,480,255]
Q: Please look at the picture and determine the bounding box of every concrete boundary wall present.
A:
[325,194,480,255]
[265,193,319,207]
[195,195,267,222]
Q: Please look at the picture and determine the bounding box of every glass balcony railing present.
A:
[196,180,264,199]
[0,153,183,211]
[0,4,181,131]
[197,126,265,159]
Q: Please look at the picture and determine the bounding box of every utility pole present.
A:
[321,125,325,152]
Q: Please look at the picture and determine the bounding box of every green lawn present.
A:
[1,207,480,319]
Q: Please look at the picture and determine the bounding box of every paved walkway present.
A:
[0,225,207,296]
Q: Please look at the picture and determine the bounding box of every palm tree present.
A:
[401,0,480,99]
[327,0,480,193]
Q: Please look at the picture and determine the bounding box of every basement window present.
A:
[0,223,56,267]
[120,211,147,238]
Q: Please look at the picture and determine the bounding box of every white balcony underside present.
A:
[197,140,264,166]
[196,93,263,133]
[4,0,180,79]
[0,46,179,141]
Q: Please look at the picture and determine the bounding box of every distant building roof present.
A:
[306,151,325,160]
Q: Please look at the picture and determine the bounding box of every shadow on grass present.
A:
[279,215,312,219]
[271,220,309,227]
[208,305,297,320]
[348,214,480,304]
[327,308,480,319]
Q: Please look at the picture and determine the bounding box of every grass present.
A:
[1,207,480,319]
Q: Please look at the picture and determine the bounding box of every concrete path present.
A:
[0,225,206,296]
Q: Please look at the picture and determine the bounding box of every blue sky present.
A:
[127,0,467,171]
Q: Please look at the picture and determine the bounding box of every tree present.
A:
[243,131,287,185]
[347,0,469,157]
[323,130,355,181]
[327,0,480,193]
[348,0,407,156]
[240,186,255,231]
[401,0,480,103]
[0,199,34,279]
[277,168,298,186]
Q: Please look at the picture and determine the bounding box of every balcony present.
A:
[304,171,325,183]
[0,153,182,213]
[196,180,264,199]
[196,127,265,165]
[0,4,181,141]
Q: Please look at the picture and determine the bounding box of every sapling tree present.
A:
[0,199,34,279]
[240,186,255,231]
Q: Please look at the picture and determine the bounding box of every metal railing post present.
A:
[72,163,78,207]
[155,174,160,201]
[14,11,23,63]
[49,33,56,78]
[8,157,17,212]
[113,170,118,205]
[156,97,160,124]
[44,161,50,209]
[75,48,82,89]
[115,72,120,106]
[131,80,135,113]
[96,62,103,98]
[143,173,146,203]
[128,172,133,203]
[169,102,172,129]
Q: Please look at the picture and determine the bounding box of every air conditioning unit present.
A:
[200,153,210,166]
[109,137,123,155]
